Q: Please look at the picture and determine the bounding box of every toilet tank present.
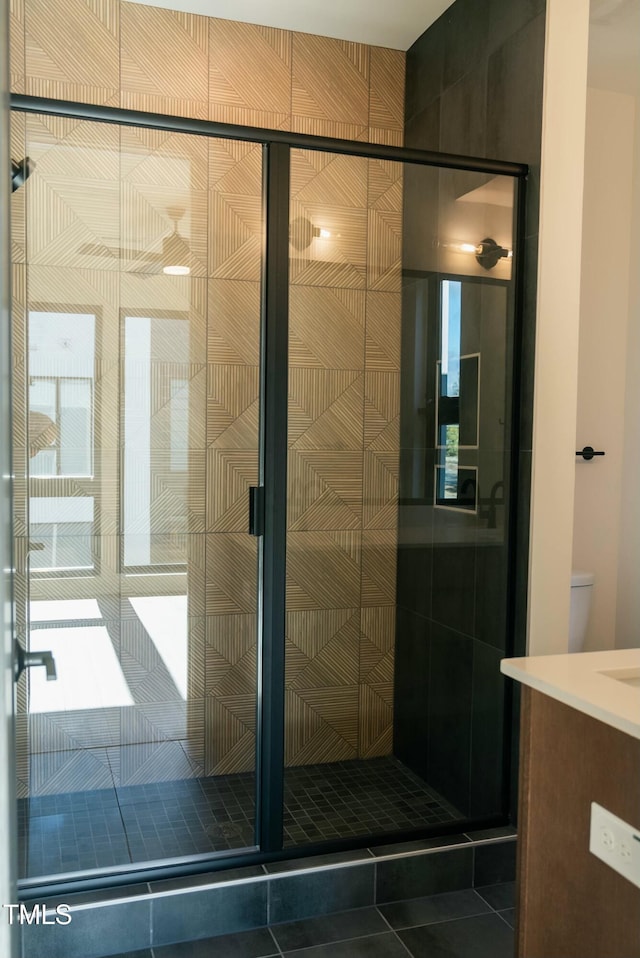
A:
[569,571,594,653]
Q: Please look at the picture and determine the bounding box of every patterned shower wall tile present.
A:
[120,273,207,356]
[28,746,114,795]
[28,536,120,602]
[26,264,120,365]
[207,138,263,284]
[28,470,118,537]
[292,151,368,208]
[209,137,262,192]
[10,263,25,374]
[286,608,359,669]
[15,713,28,797]
[286,607,359,690]
[209,18,292,127]
[121,125,208,190]
[107,740,201,787]
[25,0,119,104]
[10,113,26,263]
[287,447,362,532]
[205,533,259,615]
[285,686,359,766]
[290,152,368,289]
[121,2,209,118]
[288,368,364,450]
[29,706,121,753]
[361,529,398,607]
[358,681,394,757]
[118,604,203,707]
[286,530,361,611]
[289,286,365,370]
[363,448,399,530]
[290,202,368,288]
[368,128,403,146]
[291,116,369,140]
[205,613,257,698]
[292,33,369,128]
[184,699,206,770]
[186,532,206,618]
[120,184,208,278]
[367,206,402,292]
[119,704,174,747]
[24,115,120,269]
[364,370,401,450]
[122,363,207,453]
[369,46,405,139]
[205,447,258,532]
[207,279,261,367]
[360,606,395,684]
[208,187,263,282]
[9,0,25,92]
[186,615,206,701]
[13,561,28,644]
[206,363,260,448]
[366,290,401,372]
[204,692,257,775]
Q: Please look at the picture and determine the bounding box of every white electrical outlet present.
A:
[589,802,640,889]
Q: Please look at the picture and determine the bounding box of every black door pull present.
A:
[249,486,265,536]
[576,446,605,461]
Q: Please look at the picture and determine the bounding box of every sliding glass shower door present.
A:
[12,112,264,879]
[10,97,524,887]
[282,148,517,845]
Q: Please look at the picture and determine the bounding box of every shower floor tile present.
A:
[284,756,460,846]
[18,754,461,879]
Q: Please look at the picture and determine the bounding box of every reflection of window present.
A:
[123,314,190,570]
[28,310,98,577]
[435,280,479,512]
[29,377,93,477]
[28,311,95,478]
[29,496,95,574]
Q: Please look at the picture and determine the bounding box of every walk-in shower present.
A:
[9,94,525,892]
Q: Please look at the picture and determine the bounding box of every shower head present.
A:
[11,157,35,193]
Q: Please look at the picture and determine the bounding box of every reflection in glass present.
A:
[123,314,190,569]
[17,121,262,880]
[28,311,95,477]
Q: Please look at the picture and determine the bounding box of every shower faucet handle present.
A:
[14,642,57,682]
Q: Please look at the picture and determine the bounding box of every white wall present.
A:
[615,86,640,649]
[572,87,635,651]
[527,0,590,656]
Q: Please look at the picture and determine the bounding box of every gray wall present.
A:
[394,0,546,818]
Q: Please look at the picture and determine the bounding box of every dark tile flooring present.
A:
[101,884,515,958]
[18,755,460,878]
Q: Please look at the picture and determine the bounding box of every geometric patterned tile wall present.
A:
[286,150,402,767]
[14,0,406,144]
[10,0,405,791]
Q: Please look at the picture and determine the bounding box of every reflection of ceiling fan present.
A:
[79,206,191,275]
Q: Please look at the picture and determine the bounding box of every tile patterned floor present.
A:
[101,884,516,958]
[18,754,461,878]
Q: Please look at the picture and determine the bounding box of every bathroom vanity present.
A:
[501,649,640,958]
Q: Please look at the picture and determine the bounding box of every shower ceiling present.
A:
[120,0,456,50]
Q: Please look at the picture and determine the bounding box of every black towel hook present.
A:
[576,446,605,461]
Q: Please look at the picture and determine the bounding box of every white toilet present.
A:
[569,571,594,652]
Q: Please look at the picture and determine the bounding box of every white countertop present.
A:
[501,648,640,740]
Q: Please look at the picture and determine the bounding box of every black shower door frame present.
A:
[10,92,528,894]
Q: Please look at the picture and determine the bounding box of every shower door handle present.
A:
[14,641,57,682]
[248,486,265,536]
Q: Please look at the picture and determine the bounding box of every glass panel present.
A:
[284,152,517,845]
[15,117,263,881]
